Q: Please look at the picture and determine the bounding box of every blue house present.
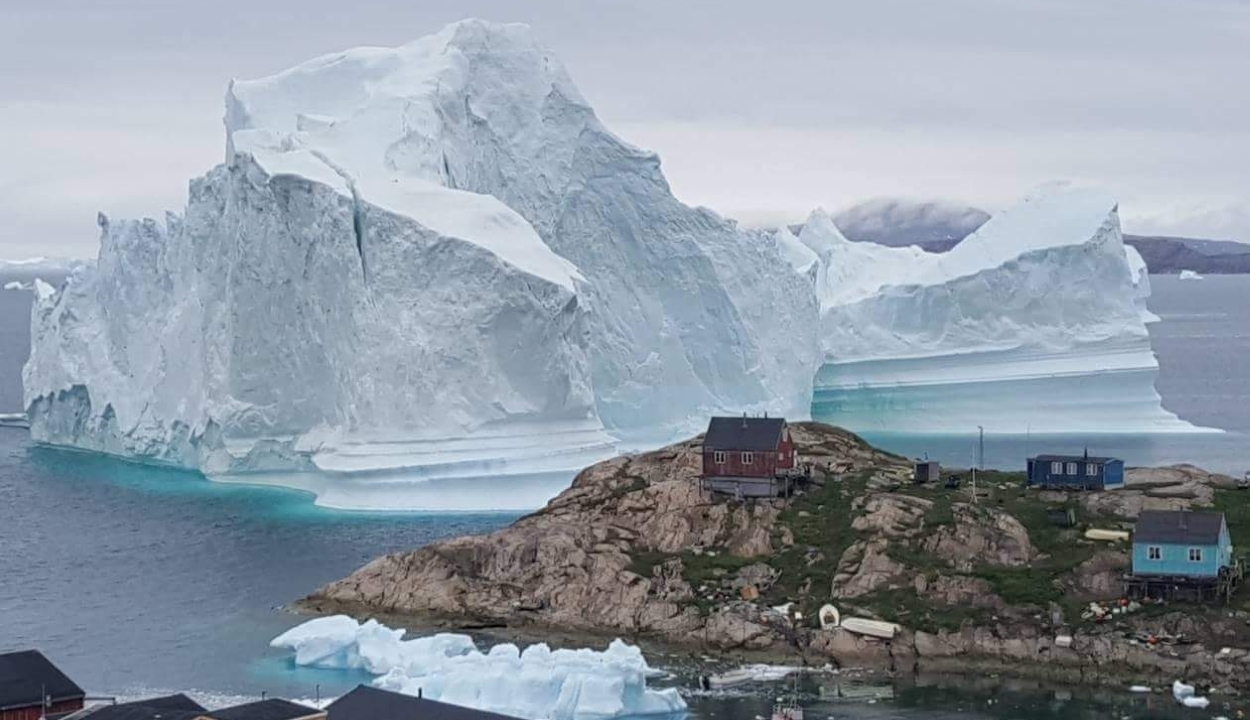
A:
[1132,510,1233,578]
[1026,453,1124,490]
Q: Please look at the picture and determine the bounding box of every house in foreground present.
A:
[62,694,206,720]
[700,416,802,498]
[326,686,518,720]
[0,650,85,720]
[1127,509,1242,602]
[1026,453,1124,490]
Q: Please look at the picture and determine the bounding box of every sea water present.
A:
[3,273,1249,718]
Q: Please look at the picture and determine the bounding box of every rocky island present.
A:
[307,423,1250,692]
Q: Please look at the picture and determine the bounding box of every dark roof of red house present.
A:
[703,417,786,452]
[327,686,519,720]
[0,650,85,711]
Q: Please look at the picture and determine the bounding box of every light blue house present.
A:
[1132,510,1233,578]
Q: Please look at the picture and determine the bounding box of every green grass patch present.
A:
[973,566,1063,607]
[1214,487,1250,608]
[626,549,671,578]
[857,587,989,632]
[764,472,871,614]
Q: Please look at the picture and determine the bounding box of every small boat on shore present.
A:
[700,668,757,689]
[840,617,902,640]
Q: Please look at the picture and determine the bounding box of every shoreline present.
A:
[295,584,1250,697]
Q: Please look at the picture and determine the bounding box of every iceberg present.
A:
[22,19,817,506]
[804,183,1202,434]
[270,616,686,720]
[222,19,819,436]
[1178,269,1204,280]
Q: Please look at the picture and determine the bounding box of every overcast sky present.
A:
[2,0,1247,259]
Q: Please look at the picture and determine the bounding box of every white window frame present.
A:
[1066,462,1078,475]
[1147,546,1162,561]
[713,450,726,464]
[1189,547,1203,563]
[741,451,754,465]
[778,451,785,461]
[1051,461,1063,474]
[1086,463,1099,476]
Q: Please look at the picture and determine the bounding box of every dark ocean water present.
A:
[2,272,1249,718]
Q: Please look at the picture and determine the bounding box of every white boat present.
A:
[818,604,840,630]
[839,617,902,639]
[1084,528,1130,542]
[701,668,757,689]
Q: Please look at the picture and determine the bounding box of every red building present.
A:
[700,416,799,497]
[0,651,85,720]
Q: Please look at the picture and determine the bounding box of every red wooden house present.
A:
[700,416,800,498]
[0,651,85,720]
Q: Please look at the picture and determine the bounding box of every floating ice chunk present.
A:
[1171,679,1210,708]
[271,616,685,720]
[1179,269,1204,280]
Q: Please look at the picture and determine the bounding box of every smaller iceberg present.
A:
[1171,680,1210,708]
[1178,269,1204,280]
[271,616,686,720]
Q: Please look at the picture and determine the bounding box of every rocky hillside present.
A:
[309,423,1250,690]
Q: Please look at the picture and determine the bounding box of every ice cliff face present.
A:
[23,19,817,497]
[223,20,819,435]
[802,184,1198,434]
[25,156,607,480]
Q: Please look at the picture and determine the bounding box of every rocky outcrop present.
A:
[1082,465,1222,518]
[922,504,1037,572]
[311,424,902,646]
[1062,550,1130,601]
[832,540,909,599]
[913,574,1005,610]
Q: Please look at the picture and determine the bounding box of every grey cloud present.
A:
[1,0,1246,259]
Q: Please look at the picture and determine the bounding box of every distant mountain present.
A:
[825,198,1250,274]
[1123,235,1250,274]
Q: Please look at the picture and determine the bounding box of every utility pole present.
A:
[978,425,984,470]
[972,426,983,505]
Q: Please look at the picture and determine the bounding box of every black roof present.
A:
[1030,454,1119,464]
[72,694,207,720]
[209,699,321,720]
[327,686,519,720]
[0,650,86,710]
[1134,510,1226,545]
[703,416,786,451]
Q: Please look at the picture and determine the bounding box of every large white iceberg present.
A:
[270,616,686,720]
[801,184,1201,434]
[223,20,819,436]
[22,19,818,501]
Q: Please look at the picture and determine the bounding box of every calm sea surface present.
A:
[2,273,1248,718]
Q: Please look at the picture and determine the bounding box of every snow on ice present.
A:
[270,616,686,720]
